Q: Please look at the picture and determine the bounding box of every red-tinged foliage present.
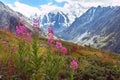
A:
[69,44,80,53]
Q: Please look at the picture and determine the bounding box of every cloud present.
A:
[111,0,120,6]
[55,0,69,3]
[39,2,62,14]
[7,1,63,17]
[6,0,120,18]
[80,1,105,7]
[55,0,120,6]
[7,1,41,17]
[55,0,102,8]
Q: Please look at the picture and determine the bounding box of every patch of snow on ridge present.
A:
[73,31,89,43]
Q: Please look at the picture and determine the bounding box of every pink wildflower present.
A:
[55,42,62,48]
[33,13,39,27]
[48,26,54,44]
[2,40,8,45]
[24,57,29,62]
[33,19,39,27]
[70,60,78,70]
[16,26,27,36]
[48,27,54,34]
[12,46,17,52]
[26,33,31,41]
[48,33,54,39]
[16,25,31,42]
[48,33,54,44]
[61,47,67,54]
[48,38,54,44]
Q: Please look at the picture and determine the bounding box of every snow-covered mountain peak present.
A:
[31,2,89,26]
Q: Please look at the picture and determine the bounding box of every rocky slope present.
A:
[60,6,120,53]
[0,1,48,37]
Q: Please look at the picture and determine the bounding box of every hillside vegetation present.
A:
[0,29,120,80]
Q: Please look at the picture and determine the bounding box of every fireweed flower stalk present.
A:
[48,26,54,44]
[70,59,78,80]
[70,59,78,70]
[48,33,54,44]
[55,41,67,55]
[60,47,67,55]
[16,25,31,79]
[16,26,27,36]
[16,26,31,42]
[33,13,39,27]
[33,13,40,32]
[55,42,62,48]
[26,33,31,41]
[48,26,54,34]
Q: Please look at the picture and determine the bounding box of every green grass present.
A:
[0,30,120,80]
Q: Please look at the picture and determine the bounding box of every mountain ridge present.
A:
[0,1,120,53]
[60,6,120,53]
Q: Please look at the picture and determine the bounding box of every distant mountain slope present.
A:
[29,3,88,34]
[0,1,85,37]
[60,6,120,53]
[40,11,70,34]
